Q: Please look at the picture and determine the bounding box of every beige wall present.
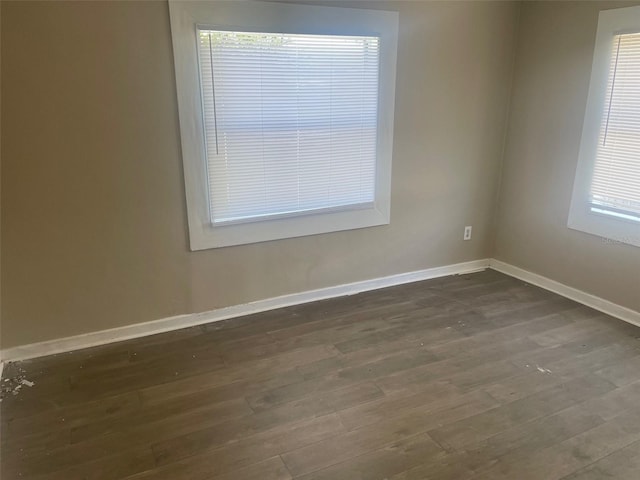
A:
[494,1,640,313]
[0,1,519,349]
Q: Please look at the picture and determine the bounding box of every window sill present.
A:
[568,206,640,248]
[189,203,390,250]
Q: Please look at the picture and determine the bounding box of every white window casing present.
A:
[169,1,398,250]
[569,6,640,247]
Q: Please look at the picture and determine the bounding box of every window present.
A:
[569,6,640,247]
[199,30,379,225]
[169,1,398,249]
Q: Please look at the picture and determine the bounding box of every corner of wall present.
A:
[488,1,523,259]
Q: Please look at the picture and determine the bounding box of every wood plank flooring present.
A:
[2,270,640,479]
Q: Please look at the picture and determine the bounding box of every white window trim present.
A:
[568,5,640,248]
[168,1,398,250]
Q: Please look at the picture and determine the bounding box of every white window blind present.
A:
[197,30,380,225]
[590,32,640,222]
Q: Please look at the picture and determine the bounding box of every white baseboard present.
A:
[489,259,640,328]
[1,259,490,362]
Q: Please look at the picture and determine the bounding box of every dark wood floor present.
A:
[2,270,640,480]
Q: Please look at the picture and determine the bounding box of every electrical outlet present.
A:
[464,226,472,241]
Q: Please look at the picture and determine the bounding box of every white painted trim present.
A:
[169,1,399,250]
[1,259,490,362]
[567,6,640,248]
[489,259,640,328]
[5,258,637,363]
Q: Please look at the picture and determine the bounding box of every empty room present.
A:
[2,0,640,478]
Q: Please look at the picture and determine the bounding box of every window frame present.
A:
[568,5,640,248]
[169,1,399,250]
